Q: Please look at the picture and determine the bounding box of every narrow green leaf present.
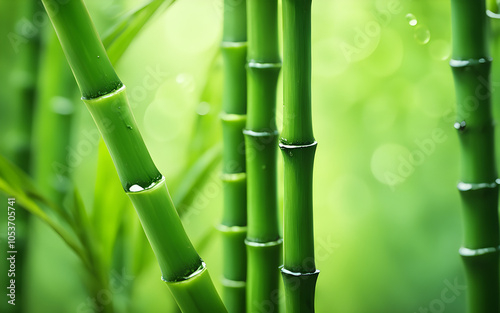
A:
[0,154,92,269]
[92,140,130,268]
[184,53,224,165]
[173,143,222,215]
[0,153,71,222]
[0,177,90,269]
[103,0,177,64]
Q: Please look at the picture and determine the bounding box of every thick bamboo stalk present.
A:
[450,1,500,312]
[219,0,248,312]
[244,0,282,312]
[280,0,319,312]
[41,0,227,311]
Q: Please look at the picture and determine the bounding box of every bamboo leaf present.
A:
[70,188,92,247]
[0,161,90,268]
[184,53,224,165]
[0,153,71,221]
[173,143,222,216]
[103,0,177,64]
[0,153,37,196]
[91,140,130,268]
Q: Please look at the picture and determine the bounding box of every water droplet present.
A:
[128,184,144,192]
[197,101,210,115]
[460,246,499,256]
[127,125,133,130]
[406,13,418,27]
[288,151,293,157]
[97,55,100,59]
[51,96,74,115]
[449,59,470,67]
[127,177,164,193]
[457,181,497,191]
[453,121,466,131]
[414,25,431,45]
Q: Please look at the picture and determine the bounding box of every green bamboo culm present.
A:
[244,0,282,313]
[41,1,227,312]
[280,0,319,313]
[219,0,248,312]
[450,1,500,312]
[487,0,499,13]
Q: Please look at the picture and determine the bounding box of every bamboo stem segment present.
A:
[220,0,248,311]
[450,1,500,312]
[281,0,319,312]
[42,1,227,311]
[42,0,121,99]
[245,0,282,312]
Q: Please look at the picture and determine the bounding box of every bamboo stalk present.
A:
[32,29,74,202]
[41,0,227,311]
[5,0,38,171]
[219,0,248,311]
[244,0,282,312]
[280,0,319,312]
[487,0,499,13]
[2,2,40,312]
[450,1,500,312]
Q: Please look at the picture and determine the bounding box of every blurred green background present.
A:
[0,0,484,312]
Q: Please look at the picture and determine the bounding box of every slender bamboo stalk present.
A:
[32,29,74,202]
[219,1,248,312]
[280,0,319,312]
[450,1,500,312]
[244,1,282,312]
[3,2,40,312]
[41,0,227,312]
[8,0,38,171]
